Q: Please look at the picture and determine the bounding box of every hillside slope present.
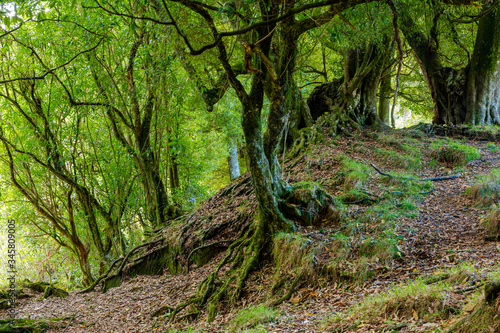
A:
[2,128,500,332]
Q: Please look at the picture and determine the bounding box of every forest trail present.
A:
[2,131,500,332]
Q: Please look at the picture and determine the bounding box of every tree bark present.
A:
[378,71,392,125]
[465,1,500,125]
[397,0,500,126]
[307,39,391,130]
[228,138,241,181]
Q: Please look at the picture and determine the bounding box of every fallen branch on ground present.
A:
[453,283,484,294]
[370,163,462,181]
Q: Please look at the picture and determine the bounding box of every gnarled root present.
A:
[169,223,264,322]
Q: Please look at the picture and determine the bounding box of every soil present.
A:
[1,130,499,332]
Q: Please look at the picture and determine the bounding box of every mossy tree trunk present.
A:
[397,0,500,126]
[307,38,391,132]
[162,0,380,318]
[378,70,392,125]
[465,1,500,125]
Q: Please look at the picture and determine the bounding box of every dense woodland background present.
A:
[1,0,500,331]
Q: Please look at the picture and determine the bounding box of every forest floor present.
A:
[2,128,500,332]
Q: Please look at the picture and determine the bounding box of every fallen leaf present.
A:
[412,308,419,321]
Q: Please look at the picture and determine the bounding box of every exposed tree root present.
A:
[168,223,262,322]
[268,273,303,307]
[186,239,235,274]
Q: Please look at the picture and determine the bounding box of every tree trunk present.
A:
[378,67,392,125]
[465,1,500,125]
[307,40,390,130]
[228,138,241,181]
[242,101,295,235]
[397,1,500,126]
[76,250,94,287]
[139,154,170,229]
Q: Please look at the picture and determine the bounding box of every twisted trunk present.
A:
[465,2,500,125]
[307,39,391,131]
[398,1,500,126]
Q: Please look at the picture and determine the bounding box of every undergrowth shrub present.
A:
[431,141,481,166]
[467,169,500,206]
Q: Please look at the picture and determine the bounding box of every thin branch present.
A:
[85,0,174,26]
[0,38,104,84]
[168,0,371,55]
[370,163,462,181]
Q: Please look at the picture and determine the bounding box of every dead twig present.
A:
[453,283,484,294]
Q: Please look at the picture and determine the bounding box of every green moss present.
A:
[0,319,50,332]
[485,142,500,152]
[373,148,421,170]
[325,278,458,330]
[338,156,372,190]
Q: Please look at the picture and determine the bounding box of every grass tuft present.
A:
[324,274,466,331]
[338,156,372,190]
[467,169,500,206]
[373,148,421,170]
[228,304,278,332]
[483,208,500,240]
[431,141,481,166]
[271,233,323,289]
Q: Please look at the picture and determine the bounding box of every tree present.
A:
[306,3,394,133]
[395,0,500,125]
[105,0,375,318]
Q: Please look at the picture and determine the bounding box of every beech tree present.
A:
[395,0,500,125]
